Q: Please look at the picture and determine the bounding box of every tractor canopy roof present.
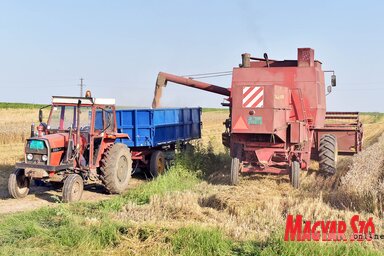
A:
[51,96,116,106]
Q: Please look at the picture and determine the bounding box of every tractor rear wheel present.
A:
[149,150,165,178]
[319,134,338,175]
[230,144,241,185]
[100,143,132,194]
[290,161,300,188]
[62,174,83,203]
[8,169,30,199]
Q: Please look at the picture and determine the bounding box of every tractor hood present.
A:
[25,133,69,166]
[41,133,69,149]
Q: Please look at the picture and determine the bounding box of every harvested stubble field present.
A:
[1,107,384,255]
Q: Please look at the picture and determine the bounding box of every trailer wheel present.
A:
[319,134,338,175]
[149,150,165,178]
[290,161,300,188]
[230,144,241,185]
[62,174,83,203]
[101,143,132,194]
[8,169,30,199]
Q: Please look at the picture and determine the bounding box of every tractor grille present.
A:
[26,154,46,164]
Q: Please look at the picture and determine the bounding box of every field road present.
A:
[0,171,145,215]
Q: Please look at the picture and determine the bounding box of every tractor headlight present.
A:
[42,155,48,162]
[27,153,33,160]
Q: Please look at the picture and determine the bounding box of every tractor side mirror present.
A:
[327,85,332,94]
[39,109,43,123]
[331,74,336,87]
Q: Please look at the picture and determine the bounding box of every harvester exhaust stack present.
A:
[152,72,230,108]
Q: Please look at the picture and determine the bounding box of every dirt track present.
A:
[0,170,144,215]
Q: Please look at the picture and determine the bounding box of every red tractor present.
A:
[8,95,132,202]
[152,48,363,187]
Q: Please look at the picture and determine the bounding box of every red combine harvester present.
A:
[152,48,363,187]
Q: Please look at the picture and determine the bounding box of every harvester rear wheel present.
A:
[100,143,132,194]
[149,150,165,178]
[230,144,241,185]
[8,169,30,199]
[319,134,338,175]
[290,161,300,188]
[62,174,83,203]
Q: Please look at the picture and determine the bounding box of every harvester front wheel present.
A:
[230,144,241,185]
[8,169,30,199]
[290,161,300,188]
[319,134,338,175]
[62,174,84,203]
[101,143,132,194]
[149,150,165,178]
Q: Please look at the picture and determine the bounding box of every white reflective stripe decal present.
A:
[242,86,264,108]
[242,87,259,104]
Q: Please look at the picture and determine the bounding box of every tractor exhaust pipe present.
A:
[152,72,230,108]
[30,123,35,138]
[76,100,81,161]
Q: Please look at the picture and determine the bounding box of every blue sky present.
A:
[0,1,383,111]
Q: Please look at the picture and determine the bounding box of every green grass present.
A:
[0,164,200,255]
[0,152,382,255]
[172,226,231,256]
[0,102,45,109]
[171,226,382,256]
[98,161,199,211]
[202,108,229,112]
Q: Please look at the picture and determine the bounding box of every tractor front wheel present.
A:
[149,150,165,178]
[101,143,132,194]
[62,174,84,203]
[230,144,242,185]
[290,161,300,189]
[8,169,30,199]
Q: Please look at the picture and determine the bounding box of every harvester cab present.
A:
[8,94,132,202]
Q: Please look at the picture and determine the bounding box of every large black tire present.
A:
[8,169,30,199]
[62,174,84,203]
[290,161,300,188]
[149,150,165,178]
[100,143,132,194]
[319,134,338,175]
[230,144,241,185]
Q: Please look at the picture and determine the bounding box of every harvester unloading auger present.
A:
[152,48,363,188]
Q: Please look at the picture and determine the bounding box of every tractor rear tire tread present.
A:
[100,143,132,194]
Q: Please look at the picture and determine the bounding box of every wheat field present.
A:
[1,108,384,254]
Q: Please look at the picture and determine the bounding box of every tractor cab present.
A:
[23,95,127,172]
[10,94,131,202]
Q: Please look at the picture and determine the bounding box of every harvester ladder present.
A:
[297,89,308,121]
[291,88,311,122]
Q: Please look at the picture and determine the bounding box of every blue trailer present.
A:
[115,107,202,177]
